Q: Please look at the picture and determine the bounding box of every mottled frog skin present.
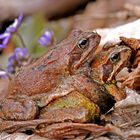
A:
[0,30,103,130]
[91,43,132,100]
[0,31,132,139]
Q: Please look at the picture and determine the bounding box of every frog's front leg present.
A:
[71,74,115,113]
[31,87,75,108]
[0,95,38,120]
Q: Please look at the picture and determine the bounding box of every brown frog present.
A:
[0,30,102,122]
[30,42,132,139]
[1,30,101,119]
[0,30,116,139]
[0,31,131,139]
[91,43,132,100]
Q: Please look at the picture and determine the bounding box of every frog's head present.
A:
[65,29,101,72]
[99,44,132,84]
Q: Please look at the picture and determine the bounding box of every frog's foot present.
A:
[35,122,111,139]
[0,107,90,133]
[0,95,38,120]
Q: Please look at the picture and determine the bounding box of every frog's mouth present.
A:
[74,34,101,69]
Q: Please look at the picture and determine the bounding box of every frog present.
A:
[0,31,131,139]
[0,30,103,125]
[30,42,132,139]
[0,30,117,138]
[91,43,132,100]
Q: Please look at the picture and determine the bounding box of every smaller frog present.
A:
[91,43,132,100]
[25,42,132,138]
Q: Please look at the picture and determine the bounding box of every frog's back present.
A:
[7,31,78,97]
[7,29,99,97]
[8,47,68,97]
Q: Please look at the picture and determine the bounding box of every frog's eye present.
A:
[110,53,120,63]
[77,38,89,49]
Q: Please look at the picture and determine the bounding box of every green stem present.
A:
[15,32,26,48]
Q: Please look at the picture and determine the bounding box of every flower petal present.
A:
[15,48,28,60]
[0,70,8,78]
[7,64,15,73]
[6,13,23,33]
[2,35,10,46]
[0,33,11,49]
[38,30,54,47]
[7,47,29,74]
[38,36,49,46]
[0,45,5,49]
[8,54,16,65]
[0,32,10,39]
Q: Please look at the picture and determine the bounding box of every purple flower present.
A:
[7,47,29,73]
[0,70,8,78]
[6,14,23,33]
[7,64,15,73]
[0,14,23,49]
[0,66,10,78]
[0,32,11,49]
[14,47,28,60]
[8,54,15,65]
[38,30,54,47]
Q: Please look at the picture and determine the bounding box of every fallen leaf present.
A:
[0,132,49,140]
[121,63,140,90]
[105,92,140,128]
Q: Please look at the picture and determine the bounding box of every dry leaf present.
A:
[105,92,140,128]
[0,132,49,140]
[124,127,140,139]
[120,36,140,67]
[121,63,140,89]
[96,19,140,45]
